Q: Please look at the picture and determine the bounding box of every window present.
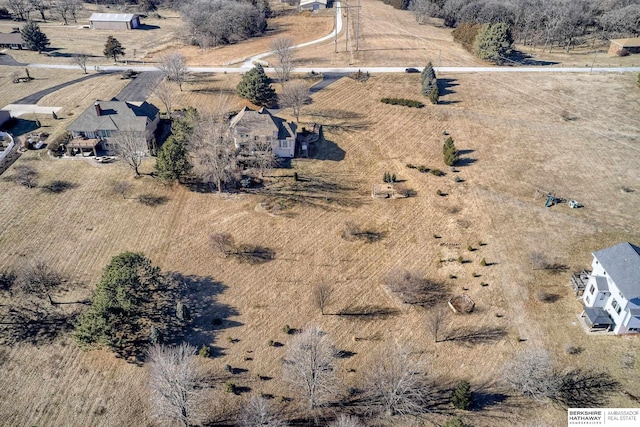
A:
[612,299,622,315]
[629,328,639,333]
[585,295,591,304]
[279,140,289,149]
[589,284,595,294]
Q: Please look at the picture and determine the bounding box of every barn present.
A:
[608,37,640,56]
[299,0,328,12]
[89,13,141,30]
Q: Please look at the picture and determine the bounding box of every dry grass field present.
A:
[0,66,639,426]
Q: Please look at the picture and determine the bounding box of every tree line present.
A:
[410,0,640,52]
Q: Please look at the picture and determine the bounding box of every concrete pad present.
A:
[2,104,63,117]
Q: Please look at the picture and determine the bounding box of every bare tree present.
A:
[148,343,203,427]
[329,415,365,427]
[283,325,339,410]
[364,343,431,416]
[311,283,333,315]
[71,53,89,74]
[28,0,46,20]
[158,53,189,91]
[271,36,294,84]
[239,395,287,427]
[15,259,62,305]
[383,269,448,307]
[7,0,31,21]
[427,306,450,343]
[111,131,147,176]
[279,81,310,123]
[243,136,276,177]
[188,112,238,193]
[113,181,132,199]
[209,232,235,258]
[52,0,81,25]
[152,78,176,115]
[502,349,561,402]
[13,165,39,188]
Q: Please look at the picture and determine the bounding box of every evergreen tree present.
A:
[443,136,459,166]
[473,23,513,64]
[103,35,126,62]
[429,85,440,105]
[155,136,192,182]
[451,380,472,410]
[421,61,437,96]
[74,252,164,357]
[236,64,277,107]
[21,21,50,53]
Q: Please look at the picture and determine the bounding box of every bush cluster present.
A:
[380,98,424,108]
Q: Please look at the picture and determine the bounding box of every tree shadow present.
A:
[2,118,39,137]
[456,157,477,167]
[444,327,508,347]
[167,273,242,355]
[507,50,559,66]
[437,78,458,96]
[555,369,620,408]
[41,180,78,194]
[309,72,347,93]
[337,305,400,320]
[307,136,346,161]
[137,194,169,206]
[0,303,80,345]
[231,245,275,264]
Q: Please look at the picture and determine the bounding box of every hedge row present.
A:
[380,98,424,108]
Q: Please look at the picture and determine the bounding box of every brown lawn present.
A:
[0,69,638,426]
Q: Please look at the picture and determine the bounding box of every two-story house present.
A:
[229,106,296,158]
[581,242,640,334]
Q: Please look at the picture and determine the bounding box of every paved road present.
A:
[0,52,26,67]
[113,71,164,102]
[242,1,343,69]
[13,73,106,104]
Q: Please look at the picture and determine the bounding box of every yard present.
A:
[0,67,638,426]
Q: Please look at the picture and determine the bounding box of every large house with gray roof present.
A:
[66,100,159,156]
[581,242,640,334]
[229,106,296,158]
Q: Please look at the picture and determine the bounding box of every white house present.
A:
[581,242,640,334]
[299,0,328,12]
[229,106,296,158]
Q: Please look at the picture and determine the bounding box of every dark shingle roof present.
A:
[593,242,640,299]
[229,106,295,140]
[67,101,158,134]
[0,32,25,46]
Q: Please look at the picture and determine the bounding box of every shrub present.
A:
[283,324,293,335]
[458,256,464,264]
[417,165,429,173]
[383,172,397,183]
[564,344,583,355]
[267,339,275,346]
[467,245,473,251]
[13,165,39,188]
[451,380,472,410]
[199,345,211,358]
[429,85,440,104]
[452,22,481,52]
[430,168,444,176]
[480,281,488,287]
[406,163,416,169]
[445,417,466,427]
[224,363,233,373]
[480,258,487,266]
[380,97,424,108]
[225,381,237,394]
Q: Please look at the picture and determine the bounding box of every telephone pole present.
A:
[334,1,361,53]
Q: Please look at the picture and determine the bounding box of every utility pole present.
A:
[335,2,361,53]
[345,2,349,53]
[356,0,360,52]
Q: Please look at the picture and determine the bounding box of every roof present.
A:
[593,242,640,299]
[229,107,295,140]
[584,306,612,326]
[0,32,25,45]
[67,101,158,134]
[89,13,138,22]
[300,0,328,5]
[595,276,609,292]
[610,37,640,48]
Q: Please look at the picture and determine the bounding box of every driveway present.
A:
[13,73,105,104]
[0,52,26,67]
[113,71,164,102]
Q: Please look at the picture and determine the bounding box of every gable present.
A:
[593,242,640,300]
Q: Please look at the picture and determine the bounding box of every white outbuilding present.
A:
[89,13,141,30]
[299,0,328,12]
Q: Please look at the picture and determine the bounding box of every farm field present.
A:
[0,67,639,426]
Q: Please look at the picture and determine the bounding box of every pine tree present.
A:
[236,64,277,107]
[155,137,192,182]
[473,23,513,64]
[21,21,50,53]
[443,137,459,166]
[429,85,440,105]
[451,380,472,410]
[103,36,126,62]
[421,61,437,96]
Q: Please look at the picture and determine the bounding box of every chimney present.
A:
[94,101,101,116]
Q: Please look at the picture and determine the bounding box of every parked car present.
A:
[405,67,419,73]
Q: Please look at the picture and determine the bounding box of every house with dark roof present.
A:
[0,31,26,49]
[608,37,640,56]
[229,106,296,158]
[89,13,141,30]
[66,100,159,156]
[580,242,640,334]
